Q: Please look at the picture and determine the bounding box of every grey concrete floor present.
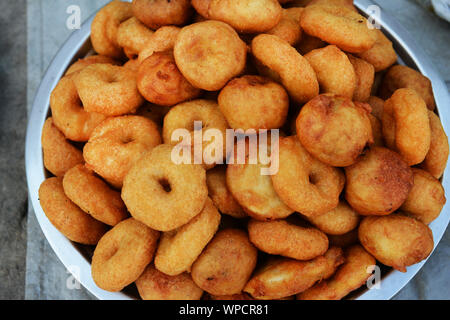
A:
[0,0,449,300]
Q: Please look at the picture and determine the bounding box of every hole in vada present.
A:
[158,178,172,193]
[308,173,319,185]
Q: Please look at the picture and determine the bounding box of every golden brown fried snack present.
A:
[296,94,373,167]
[136,264,203,300]
[367,95,384,120]
[123,58,140,72]
[117,17,154,59]
[358,215,434,272]
[132,0,193,29]
[65,55,120,76]
[245,247,344,300]
[304,45,357,99]
[348,54,375,102]
[251,34,319,104]
[356,29,397,72]
[307,201,360,235]
[267,8,303,46]
[91,0,132,59]
[163,99,229,169]
[207,293,254,300]
[154,198,221,275]
[379,65,436,110]
[218,75,289,130]
[73,64,144,116]
[368,114,384,147]
[400,168,446,224]
[91,218,159,292]
[206,166,247,219]
[272,136,345,217]
[122,144,208,231]
[174,20,247,91]
[137,26,181,63]
[50,76,106,142]
[191,229,258,296]
[63,164,128,226]
[206,0,282,33]
[38,177,107,245]
[345,147,413,216]
[307,0,357,11]
[191,0,211,18]
[41,118,84,177]
[226,149,295,221]
[298,245,375,300]
[300,5,376,53]
[420,111,449,179]
[248,219,329,260]
[137,51,201,106]
[382,88,431,166]
[83,115,161,188]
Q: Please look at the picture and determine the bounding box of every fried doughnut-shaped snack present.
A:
[226,150,295,221]
[244,247,344,300]
[382,88,431,166]
[207,0,282,33]
[91,218,160,292]
[132,0,193,29]
[267,8,303,46]
[83,115,161,188]
[304,45,357,99]
[358,215,434,272]
[367,95,384,120]
[174,21,247,91]
[136,264,203,300]
[73,64,144,116]
[50,76,106,142]
[368,114,384,147]
[420,111,449,179]
[301,4,376,53]
[345,147,413,216]
[307,0,357,11]
[63,164,128,226]
[251,34,319,104]
[41,118,84,177]
[163,99,229,169]
[271,136,345,217]
[138,26,181,63]
[117,17,154,59]
[356,29,397,72]
[137,51,201,106]
[122,144,208,231]
[91,0,133,59]
[307,201,360,236]
[38,177,107,245]
[218,75,289,130]
[296,94,373,167]
[191,229,258,296]
[298,245,375,300]
[400,168,446,224]
[348,54,375,102]
[206,166,247,219]
[65,55,120,76]
[248,219,329,260]
[379,65,436,110]
[154,198,221,276]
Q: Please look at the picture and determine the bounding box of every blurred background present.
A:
[0,0,449,300]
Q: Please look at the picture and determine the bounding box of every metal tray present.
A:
[25,0,450,300]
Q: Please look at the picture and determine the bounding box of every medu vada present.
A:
[356,29,397,72]
[137,26,181,64]
[348,54,375,102]
[41,118,84,177]
[137,51,201,106]
[132,0,193,30]
[65,55,120,76]
[267,7,303,46]
[83,115,161,188]
[344,147,413,216]
[358,215,434,272]
[271,136,345,217]
[63,164,128,226]
[73,64,144,116]
[174,20,247,91]
[121,144,208,231]
[154,197,220,276]
[296,94,373,167]
[117,17,154,59]
[91,218,160,292]
[38,177,107,245]
[307,201,360,236]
